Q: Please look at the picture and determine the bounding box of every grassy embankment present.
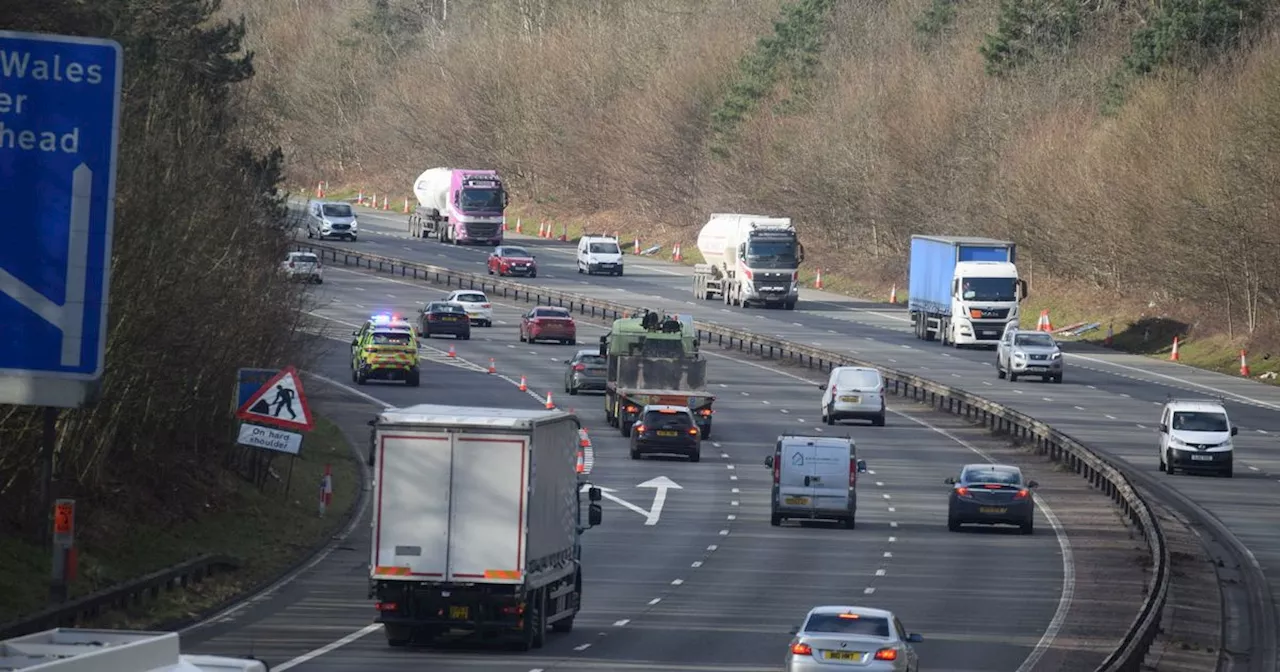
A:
[0,418,358,628]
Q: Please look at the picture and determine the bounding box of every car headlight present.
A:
[1050,352,1062,360]
[1012,351,1027,359]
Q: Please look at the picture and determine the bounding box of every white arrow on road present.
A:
[581,477,683,526]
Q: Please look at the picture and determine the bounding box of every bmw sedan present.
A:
[785,606,923,671]
[946,463,1038,534]
[417,301,471,340]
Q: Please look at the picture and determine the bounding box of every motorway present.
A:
[334,206,1280,661]
[177,263,1144,671]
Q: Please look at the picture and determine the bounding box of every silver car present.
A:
[996,327,1063,383]
[786,606,923,671]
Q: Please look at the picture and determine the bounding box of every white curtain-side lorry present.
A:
[407,168,508,245]
[907,235,1028,348]
[693,214,805,310]
[367,405,603,651]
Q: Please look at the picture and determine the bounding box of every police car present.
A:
[351,313,421,386]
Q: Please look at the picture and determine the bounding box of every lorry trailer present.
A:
[408,168,508,245]
[693,213,805,310]
[907,235,1027,347]
[368,404,603,651]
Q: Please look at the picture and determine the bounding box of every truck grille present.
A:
[972,308,1009,319]
[1029,354,1048,361]
[752,273,792,293]
[465,223,501,237]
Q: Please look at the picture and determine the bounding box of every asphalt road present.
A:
[183,266,1078,672]
[334,206,1280,656]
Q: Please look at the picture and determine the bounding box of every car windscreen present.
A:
[961,467,1021,485]
[1172,411,1229,432]
[322,204,353,217]
[371,332,412,346]
[803,614,890,637]
[835,369,880,389]
[589,242,620,254]
[641,410,693,429]
[1014,333,1055,347]
[577,354,606,366]
[454,293,487,303]
[290,254,318,263]
[534,308,571,318]
[502,247,530,257]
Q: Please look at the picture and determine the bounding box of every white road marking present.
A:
[574,643,592,651]
[875,569,886,576]
[692,561,703,568]
[274,624,382,671]
[671,579,684,586]
[648,597,661,605]
[613,619,630,627]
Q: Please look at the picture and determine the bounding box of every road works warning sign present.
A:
[235,365,314,432]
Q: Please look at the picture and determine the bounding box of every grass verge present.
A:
[0,416,359,629]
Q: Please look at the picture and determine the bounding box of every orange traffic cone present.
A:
[1170,336,1180,361]
[518,375,527,391]
[1104,323,1114,347]
[1036,310,1053,332]
[403,198,410,214]
[357,190,364,205]
[447,344,456,358]
[488,358,496,374]
[545,392,555,409]
[633,238,641,255]
[673,244,683,262]
[1240,349,1250,377]
[814,269,823,290]
[559,224,568,242]
[516,218,523,234]
[889,284,898,304]
[316,181,324,198]
[381,195,389,211]
[613,231,620,241]
[370,193,377,209]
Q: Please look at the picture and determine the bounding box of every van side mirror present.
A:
[944,477,956,485]
[764,455,774,468]
[1158,423,1168,433]
[1231,426,1239,436]
[789,627,798,635]
[817,383,826,390]
[588,487,602,502]
[1027,480,1039,489]
[588,503,602,526]
[856,459,867,473]
[907,633,924,643]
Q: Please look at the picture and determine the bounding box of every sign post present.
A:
[50,498,76,602]
[234,366,315,495]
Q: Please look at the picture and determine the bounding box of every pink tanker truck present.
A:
[407,168,508,245]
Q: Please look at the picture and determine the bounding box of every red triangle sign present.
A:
[236,366,315,432]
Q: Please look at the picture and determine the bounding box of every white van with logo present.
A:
[1158,398,1238,477]
[577,235,624,276]
[820,366,886,426]
[764,435,866,528]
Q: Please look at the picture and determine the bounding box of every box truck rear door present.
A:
[447,434,529,584]
[372,431,452,579]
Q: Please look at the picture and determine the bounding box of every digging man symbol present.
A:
[271,384,297,420]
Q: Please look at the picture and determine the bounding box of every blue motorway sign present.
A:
[235,368,280,409]
[0,31,122,406]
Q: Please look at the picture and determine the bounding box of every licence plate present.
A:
[980,507,1007,514]
[840,395,860,403]
[1190,454,1213,461]
[785,496,809,505]
[449,605,469,619]
[440,316,457,321]
[824,651,863,660]
[657,430,677,437]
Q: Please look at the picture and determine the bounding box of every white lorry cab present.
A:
[764,434,867,529]
[1158,398,1238,477]
[0,628,268,671]
[577,235,624,276]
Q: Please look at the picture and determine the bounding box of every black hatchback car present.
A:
[946,463,1038,534]
[417,302,471,340]
[630,405,701,462]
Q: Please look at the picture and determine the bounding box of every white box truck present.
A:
[693,213,805,310]
[407,168,508,245]
[367,404,603,651]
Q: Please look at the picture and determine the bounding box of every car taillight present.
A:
[830,384,837,395]
[698,408,712,416]
[1014,489,1030,499]
[481,303,491,308]
[633,424,645,433]
[573,364,586,371]
[625,405,638,413]
[532,318,542,324]
[427,314,439,321]
[375,601,397,611]
[773,453,781,483]
[790,642,812,655]
[956,486,970,497]
[873,648,898,661]
[688,427,698,435]
[792,271,799,282]
[849,458,857,487]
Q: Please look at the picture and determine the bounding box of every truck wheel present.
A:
[406,371,421,387]
[785,301,796,310]
[384,625,411,647]
[532,589,548,649]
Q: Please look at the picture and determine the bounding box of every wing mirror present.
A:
[944,477,956,485]
[588,503,603,526]
[789,627,798,635]
[1158,423,1168,433]
[350,339,359,346]
[817,383,825,390]
[1231,426,1239,436]
[856,459,867,473]
[588,487,602,502]
[764,455,775,468]
[1027,480,1039,488]
[907,633,924,643]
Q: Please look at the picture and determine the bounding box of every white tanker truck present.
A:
[692,214,805,310]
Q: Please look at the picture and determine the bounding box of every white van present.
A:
[307,200,359,241]
[1158,398,1238,477]
[764,435,867,528]
[577,235,624,276]
[820,366,886,426]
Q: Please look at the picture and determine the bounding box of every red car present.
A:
[520,306,577,345]
[488,245,537,278]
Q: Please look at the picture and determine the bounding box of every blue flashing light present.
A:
[371,313,402,324]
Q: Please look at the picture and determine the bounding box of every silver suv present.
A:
[996,326,1063,383]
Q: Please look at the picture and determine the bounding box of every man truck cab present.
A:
[765,435,867,529]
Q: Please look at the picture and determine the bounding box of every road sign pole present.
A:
[38,407,58,547]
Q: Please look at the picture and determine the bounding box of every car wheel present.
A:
[1020,519,1034,535]
[997,361,1006,379]
[568,385,578,395]
[630,445,640,460]
[1009,372,1019,382]
[569,338,577,345]
[407,371,421,387]
[825,404,835,426]
[462,333,471,340]
[1164,451,1175,475]
[770,513,782,527]
[1053,375,1063,384]
[530,272,537,278]
[948,517,961,532]
[1158,453,1166,472]
[820,404,828,423]
[688,449,701,463]
[844,515,856,529]
[872,412,886,427]
[519,331,526,343]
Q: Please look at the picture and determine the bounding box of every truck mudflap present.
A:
[373,571,581,649]
[611,388,715,438]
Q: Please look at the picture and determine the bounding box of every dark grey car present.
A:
[946,463,1038,534]
[564,349,607,394]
